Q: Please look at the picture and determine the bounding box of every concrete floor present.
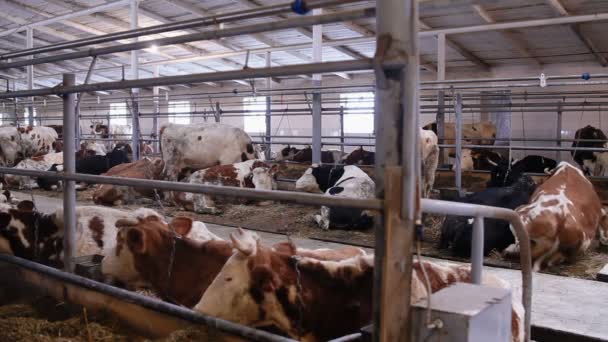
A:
[12,191,608,341]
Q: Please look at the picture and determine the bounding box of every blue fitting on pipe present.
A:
[291,0,310,15]
[582,72,591,80]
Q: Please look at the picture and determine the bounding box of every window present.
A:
[243,97,267,133]
[23,107,38,126]
[110,102,128,126]
[168,100,191,124]
[340,92,374,134]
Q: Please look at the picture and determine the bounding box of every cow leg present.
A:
[314,206,331,230]
[531,238,559,272]
[193,194,219,215]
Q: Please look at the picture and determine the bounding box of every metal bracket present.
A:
[373,34,393,90]
[539,73,547,88]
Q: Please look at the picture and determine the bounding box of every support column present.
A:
[454,93,463,196]
[26,28,34,127]
[153,65,160,153]
[62,74,77,273]
[339,106,345,155]
[265,52,272,160]
[130,0,140,161]
[311,8,322,164]
[374,0,419,340]
[436,33,446,167]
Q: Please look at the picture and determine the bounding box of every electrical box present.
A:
[411,282,512,342]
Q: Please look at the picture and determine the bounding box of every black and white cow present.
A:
[571,125,608,176]
[76,145,130,175]
[438,174,537,257]
[488,155,557,187]
[274,145,301,162]
[295,165,375,230]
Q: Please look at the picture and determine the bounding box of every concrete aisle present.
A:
[11,191,608,341]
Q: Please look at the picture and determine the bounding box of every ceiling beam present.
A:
[472,5,542,66]
[419,19,490,70]
[544,0,607,67]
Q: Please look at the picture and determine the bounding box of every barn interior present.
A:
[0,0,607,341]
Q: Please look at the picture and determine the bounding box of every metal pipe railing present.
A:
[0,254,295,342]
[422,198,532,342]
[0,167,382,210]
[0,59,402,99]
[0,7,375,71]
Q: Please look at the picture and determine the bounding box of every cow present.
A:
[488,155,557,187]
[438,174,537,257]
[194,229,523,342]
[174,159,278,214]
[18,126,59,157]
[571,125,608,176]
[295,165,374,230]
[506,162,608,271]
[90,121,133,145]
[159,123,256,181]
[274,145,301,162]
[457,149,504,172]
[342,147,375,165]
[420,129,439,198]
[0,126,23,166]
[47,124,63,139]
[78,141,107,157]
[291,147,346,164]
[37,163,63,191]
[93,157,165,206]
[0,201,162,268]
[75,145,130,175]
[423,121,497,169]
[4,152,64,189]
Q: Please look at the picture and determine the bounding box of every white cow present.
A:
[420,128,439,198]
[0,126,21,166]
[159,123,256,181]
[19,126,59,156]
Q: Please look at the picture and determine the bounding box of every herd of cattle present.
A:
[2,119,608,339]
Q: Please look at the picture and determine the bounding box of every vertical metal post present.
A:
[62,73,77,273]
[436,33,446,168]
[265,51,272,160]
[130,0,140,161]
[26,28,34,127]
[311,8,323,164]
[374,0,418,340]
[215,102,221,123]
[556,101,562,162]
[471,215,484,284]
[153,65,160,153]
[339,105,345,155]
[75,56,98,149]
[454,93,463,196]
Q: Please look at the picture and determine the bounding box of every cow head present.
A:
[101,215,187,289]
[295,164,345,193]
[0,200,63,265]
[452,148,475,172]
[195,228,375,340]
[90,121,108,136]
[275,145,298,162]
[108,145,131,167]
[246,165,279,191]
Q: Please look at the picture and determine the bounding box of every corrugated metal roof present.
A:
[1,0,608,88]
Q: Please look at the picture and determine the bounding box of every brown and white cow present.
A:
[0,201,162,268]
[174,159,278,214]
[4,152,63,189]
[101,219,365,308]
[195,229,523,342]
[160,123,257,181]
[506,162,608,271]
[19,126,59,157]
[93,157,165,206]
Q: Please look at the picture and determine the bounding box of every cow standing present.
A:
[506,162,608,270]
[420,129,439,197]
[159,123,256,181]
[296,165,375,230]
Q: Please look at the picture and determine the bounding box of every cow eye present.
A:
[225,277,233,282]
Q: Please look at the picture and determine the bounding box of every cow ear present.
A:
[17,201,35,212]
[126,228,147,254]
[230,228,258,256]
[170,216,193,236]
